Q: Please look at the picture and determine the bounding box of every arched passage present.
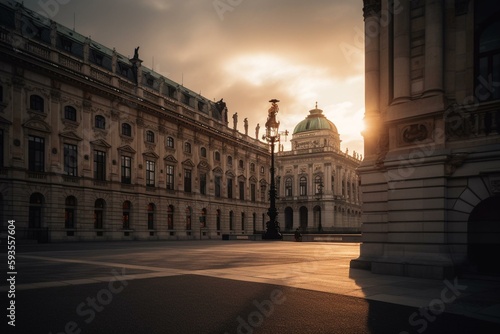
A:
[299,206,308,230]
[468,196,500,275]
[284,207,293,231]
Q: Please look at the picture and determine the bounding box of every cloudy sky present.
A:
[20,0,365,154]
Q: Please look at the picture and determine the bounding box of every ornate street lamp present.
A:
[262,99,283,240]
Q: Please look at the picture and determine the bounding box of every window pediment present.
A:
[90,139,111,148]
[23,118,51,133]
[118,145,136,154]
[182,159,195,167]
[164,155,178,163]
[0,116,12,125]
[143,151,159,159]
[198,160,211,171]
[59,131,83,141]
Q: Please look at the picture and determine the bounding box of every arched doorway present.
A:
[299,206,308,230]
[284,207,293,231]
[29,193,44,229]
[468,196,500,275]
[313,206,322,232]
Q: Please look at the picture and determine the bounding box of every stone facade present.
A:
[276,107,362,232]
[351,0,500,278]
[0,1,270,242]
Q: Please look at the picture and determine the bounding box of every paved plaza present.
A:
[2,240,500,333]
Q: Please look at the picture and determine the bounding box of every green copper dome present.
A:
[293,107,338,134]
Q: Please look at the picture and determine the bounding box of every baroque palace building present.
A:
[351,0,500,278]
[276,105,362,233]
[0,1,272,241]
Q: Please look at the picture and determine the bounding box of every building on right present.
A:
[351,0,500,279]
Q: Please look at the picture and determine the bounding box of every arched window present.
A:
[94,199,105,229]
[201,208,207,228]
[147,203,155,230]
[64,106,77,121]
[299,176,307,196]
[214,151,221,161]
[65,196,77,229]
[146,130,155,143]
[122,123,132,136]
[239,160,244,169]
[166,137,174,148]
[186,206,192,230]
[216,209,221,230]
[227,155,232,166]
[201,147,207,158]
[122,201,131,229]
[30,95,44,112]
[315,175,323,195]
[167,205,174,230]
[285,177,293,197]
[250,163,255,172]
[95,115,105,129]
[29,193,44,228]
[184,142,191,153]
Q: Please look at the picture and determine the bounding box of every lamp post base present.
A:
[262,221,283,240]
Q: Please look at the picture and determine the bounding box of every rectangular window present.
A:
[28,136,45,172]
[93,150,106,180]
[166,165,174,190]
[215,176,221,197]
[251,184,256,202]
[64,106,77,121]
[227,178,233,199]
[146,160,155,187]
[184,169,192,193]
[200,173,207,195]
[239,181,245,200]
[121,156,132,184]
[63,144,78,176]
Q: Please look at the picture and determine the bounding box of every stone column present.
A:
[363,0,381,158]
[424,0,444,95]
[393,1,410,102]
